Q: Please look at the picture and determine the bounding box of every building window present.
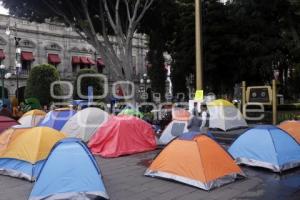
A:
[20,51,34,73]
[48,53,61,68]
[21,60,32,72]
[72,64,78,74]
[97,58,105,73]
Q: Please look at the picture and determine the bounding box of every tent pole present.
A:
[242,81,246,117]
[272,80,277,125]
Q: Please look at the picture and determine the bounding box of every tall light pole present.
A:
[6,22,22,103]
[195,0,203,90]
[0,65,6,103]
[139,73,151,102]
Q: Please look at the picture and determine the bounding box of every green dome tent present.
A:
[118,108,144,118]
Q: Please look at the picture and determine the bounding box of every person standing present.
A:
[191,102,199,117]
[200,103,209,131]
[187,115,202,132]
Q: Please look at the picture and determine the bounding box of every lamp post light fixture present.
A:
[139,73,151,101]
[6,22,22,102]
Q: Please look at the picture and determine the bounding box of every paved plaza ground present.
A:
[1,130,300,200]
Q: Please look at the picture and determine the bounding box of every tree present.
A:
[73,69,104,100]
[140,0,177,98]
[170,0,196,95]
[25,64,60,106]
[3,0,154,81]
[168,0,300,97]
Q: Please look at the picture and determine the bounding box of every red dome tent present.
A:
[0,116,18,133]
[88,115,156,158]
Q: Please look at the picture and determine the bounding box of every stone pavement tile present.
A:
[174,190,214,200]
[205,186,244,200]
[0,181,32,200]
[229,177,263,192]
[108,189,133,200]
[124,189,161,200]
[153,184,198,200]
[146,180,182,194]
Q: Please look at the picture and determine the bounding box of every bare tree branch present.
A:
[103,0,118,35]
[133,0,155,28]
[123,0,132,24]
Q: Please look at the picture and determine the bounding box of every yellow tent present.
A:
[207,99,247,131]
[0,127,65,181]
[18,109,46,127]
[0,126,31,152]
[0,127,65,164]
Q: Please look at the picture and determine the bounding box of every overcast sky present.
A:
[0,2,8,15]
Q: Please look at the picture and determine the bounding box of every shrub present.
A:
[73,69,104,100]
[25,64,61,106]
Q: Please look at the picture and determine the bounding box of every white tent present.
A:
[18,110,46,127]
[207,99,247,131]
[158,120,188,145]
[61,108,110,142]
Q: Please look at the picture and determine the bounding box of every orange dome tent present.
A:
[172,108,190,121]
[278,120,300,144]
[145,133,244,190]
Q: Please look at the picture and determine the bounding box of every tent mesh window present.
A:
[171,123,185,136]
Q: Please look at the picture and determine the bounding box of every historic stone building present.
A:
[0,14,148,101]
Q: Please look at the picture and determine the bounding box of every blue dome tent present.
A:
[229,125,300,172]
[29,138,109,200]
[38,108,76,131]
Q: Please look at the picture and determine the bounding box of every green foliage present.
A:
[278,112,300,123]
[73,69,104,100]
[287,63,300,100]
[25,64,60,106]
[166,0,300,97]
[147,35,167,99]
[140,0,177,98]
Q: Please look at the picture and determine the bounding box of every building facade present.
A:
[0,14,148,101]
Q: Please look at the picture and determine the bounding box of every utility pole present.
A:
[195,0,203,90]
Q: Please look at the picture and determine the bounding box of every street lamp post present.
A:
[6,22,22,102]
[0,65,5,103]
[139,73,151,101]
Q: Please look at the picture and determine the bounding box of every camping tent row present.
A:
[0,127,109,199]
[159,100,248,145]
[229,125,300,172]
[17,107,110,142]
[1,109,157,159]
